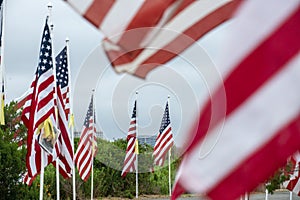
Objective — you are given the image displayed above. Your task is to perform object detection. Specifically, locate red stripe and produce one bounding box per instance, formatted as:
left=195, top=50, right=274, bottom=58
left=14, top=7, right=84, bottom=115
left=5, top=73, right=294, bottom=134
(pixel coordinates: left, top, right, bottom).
left=206, top=113, right=300, bottom=200
left=156, top=128, right=172, bottom=148
left=36, top=76, right=54, bottom=99
left=169, top=0, right=194, bottom=20
left=104, top=0, right=240, bottom=78
left=79, top=152, right=93, bottom=181
left=34, top=108, right=55, bottom=131
left=122, top=155, right=137, bottom=177
left=75, top=136, right=91, bottom=166
left=123, top=150, right=136, bottom=166
left=57, top=109, right=73, bottom=175
left=134, top=0, right=241, bottom=78
left=117, top=0, right=176, bottom=52
left=154, top=135, right=173, bottom=166
left=36, top=90, right=54, bottom=111
left=78, top=141, right=92, bottom=170
left=185, top=6, right=300, bottom=155
left=16, top=94, right=28, bottom=110
left=287, top=177, right=300, bottom=193
left=83, top=0, right=115, bottom=27
left=171, top=181, right=186, bottom=200
left=154, top=128, right=172, bottom=154
left=153, top=133, right=161, bottom=151
left=78, top=128, right=89, bottom=143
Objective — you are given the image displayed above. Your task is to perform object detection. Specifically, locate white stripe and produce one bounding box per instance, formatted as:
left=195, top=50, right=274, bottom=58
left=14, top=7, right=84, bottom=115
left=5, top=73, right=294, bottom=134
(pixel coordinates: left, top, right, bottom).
left=81, top=160, right=92, bottom=180
left=33, top=104, right=54, bottom=130
left=29, top=141, right=37, bottom=175
left=101, top=0, right=145, bottom=43
left=140, top=0, right=182, bottom=47
left=76, top=138, right=91, bottom=169
left=78, top=147, right=92, bottom=172
left=42, top=150, right=50, bottom=167
left=113, top=0, right=232, bottom=73
left=122, top=154, right=136, bottom=173
left=292, top=177, right=300, bottom=194
left=178, top=53, right=300, bottom=193
left=66, top=0, right=94, bottom=15
left=122, top=138, right=136, bottom=172
left=57, top=99, right=73, bottom=166
left=79, top=148, right=92, bottom=174
left=37, top=69, right=54, bottom=84
left=155, top=135, right=173, bottom=162
left=35, top=84, right=53, bottom=105
left=153, top=126, right=172, bottom=155
left=216, top=0, right=300, bottom=78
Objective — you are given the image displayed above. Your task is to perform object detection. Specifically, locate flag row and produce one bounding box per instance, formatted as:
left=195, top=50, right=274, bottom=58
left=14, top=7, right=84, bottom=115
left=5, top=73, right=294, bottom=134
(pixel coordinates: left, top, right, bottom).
left=122, top=99, right=175, bottom=177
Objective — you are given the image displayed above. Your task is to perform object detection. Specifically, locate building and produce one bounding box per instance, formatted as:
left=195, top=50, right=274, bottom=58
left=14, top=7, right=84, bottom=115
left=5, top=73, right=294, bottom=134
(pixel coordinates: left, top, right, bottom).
left=138, top=135, right=157, bottom=147
left=74, top=130, right=104, bottom=139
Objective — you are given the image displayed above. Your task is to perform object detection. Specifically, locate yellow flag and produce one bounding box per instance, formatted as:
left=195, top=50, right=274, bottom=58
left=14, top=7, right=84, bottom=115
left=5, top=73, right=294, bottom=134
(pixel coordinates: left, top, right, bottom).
left=68, top=113, right=74, bottom=128
left=36, top=117, right=55, bottom=139
left=43, top=118, right=55, bottom=139
left=0, top=93, right=4, bottom=125
left=135, top=139, right=139, bottom=154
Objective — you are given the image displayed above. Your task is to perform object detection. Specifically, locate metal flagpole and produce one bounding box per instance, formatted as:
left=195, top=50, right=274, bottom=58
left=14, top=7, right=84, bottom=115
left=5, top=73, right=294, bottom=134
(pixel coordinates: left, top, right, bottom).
left=0, top=0, right=6, bottom=125
left=47, top=2, right=60, bottom=200
left=265, top=188, right=268, bottom=200
left=135, top=91, right=138, bottom=199
left=168, top=149, right=171, bottom=196
left=167, top=96, right=172, bottom=196
left=91, top=89, right=95, bottom=200
left=245, top=193, right=249, bottom=200
left=65, top=37, right=76, bottom=200
left=290, top=191, right=293, bottom=200
left=40, top=150, right=45, bottom=200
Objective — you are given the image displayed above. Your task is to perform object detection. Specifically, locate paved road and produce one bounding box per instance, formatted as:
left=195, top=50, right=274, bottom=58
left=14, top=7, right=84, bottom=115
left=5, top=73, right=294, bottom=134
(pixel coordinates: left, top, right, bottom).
left=137, top=191, right=300, bottom=200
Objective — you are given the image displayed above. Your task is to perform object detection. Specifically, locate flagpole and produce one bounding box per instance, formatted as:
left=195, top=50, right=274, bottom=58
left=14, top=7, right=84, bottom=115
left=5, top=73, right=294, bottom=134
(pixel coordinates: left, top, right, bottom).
left=47, top=2, right=60, bottom=200
left=91, top=159, right=94, bottom=200
left=135, top=91, right=138, bottom=199
left=40, top=149, right=45, bottom=200
left=167, top=96, right=172, bottom=196
left=290, top=191, right=293, bottom=200
left=0, top=0, right=7, bottom=125
left=91, top=89, right=95, bottom=200
left=65, top=37, right=76, bottom=200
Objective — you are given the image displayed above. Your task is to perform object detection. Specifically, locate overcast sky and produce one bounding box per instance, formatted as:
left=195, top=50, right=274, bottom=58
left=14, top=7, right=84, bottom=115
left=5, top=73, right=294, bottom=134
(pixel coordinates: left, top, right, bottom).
left=4, top=0, right=228, bottom=145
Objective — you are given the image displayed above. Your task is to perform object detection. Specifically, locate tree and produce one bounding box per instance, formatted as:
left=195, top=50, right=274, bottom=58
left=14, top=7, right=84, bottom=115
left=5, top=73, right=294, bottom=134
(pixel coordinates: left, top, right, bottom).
left=0, top=101, right=27, bottom=199
left=266, top=160, right=294, bottom=194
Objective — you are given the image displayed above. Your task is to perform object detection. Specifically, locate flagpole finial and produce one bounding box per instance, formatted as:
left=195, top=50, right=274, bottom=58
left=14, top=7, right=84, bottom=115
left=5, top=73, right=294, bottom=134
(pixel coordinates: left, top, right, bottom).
left=135, top=91, right=138, bottom=95
left=47, top=2, right=53, bottom=13
left=65, top=37, right=69, bottom=43
left=168, top=95, right=170, bottom=99
left=47, top=2, right=53, bottom=9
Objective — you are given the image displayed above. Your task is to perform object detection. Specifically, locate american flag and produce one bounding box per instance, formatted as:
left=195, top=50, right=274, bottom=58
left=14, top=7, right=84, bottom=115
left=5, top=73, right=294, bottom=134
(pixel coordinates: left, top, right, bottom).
left=65, top=0, right=241, bottom=78
left=74, top=95, right=97, bottom=181
left=121, top=100, right=137, bottom=177
left=21, top=18, right=56, bottom=180
left=284, top=152, right=300, bottom=195
left=172, top=0, right=300, bottom=199
left=56, top=46, right=70, bottom=119
left=53, top=46, right=74, bottom=179
left=153, top=101, right=174, bottom=167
